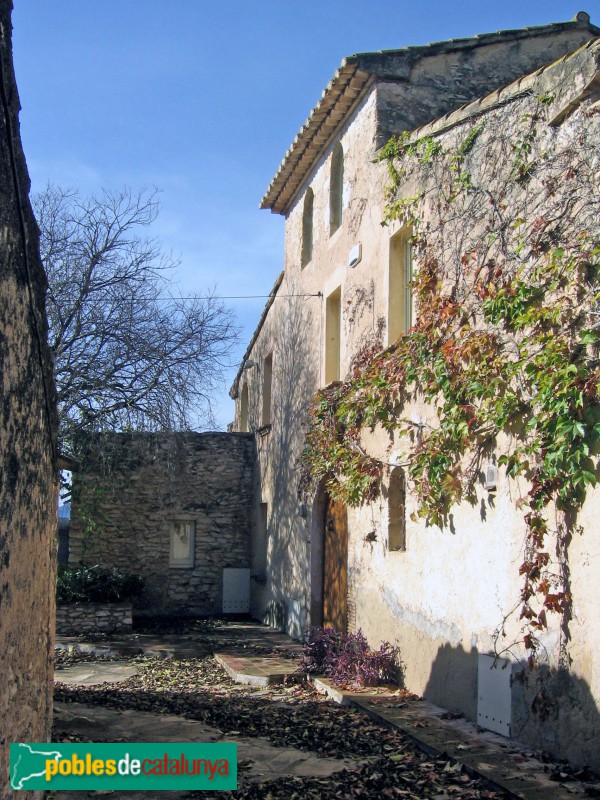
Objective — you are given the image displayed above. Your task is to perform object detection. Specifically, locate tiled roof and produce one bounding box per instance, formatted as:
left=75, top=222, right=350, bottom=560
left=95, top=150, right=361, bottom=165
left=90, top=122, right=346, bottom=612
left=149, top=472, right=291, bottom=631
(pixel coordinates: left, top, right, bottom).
left=260, top=13, right=599, bottom=215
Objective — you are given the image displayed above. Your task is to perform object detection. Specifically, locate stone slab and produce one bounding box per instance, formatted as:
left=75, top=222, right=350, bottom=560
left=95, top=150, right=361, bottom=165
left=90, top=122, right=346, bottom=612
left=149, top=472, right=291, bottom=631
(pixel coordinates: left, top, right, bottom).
left=51, top=701, right=358, bottom=799
left=309, top=678, right=592, bottom=800
left=214, top=652, right=306, bottom=687
left=54, top=661, right=139, bottom=686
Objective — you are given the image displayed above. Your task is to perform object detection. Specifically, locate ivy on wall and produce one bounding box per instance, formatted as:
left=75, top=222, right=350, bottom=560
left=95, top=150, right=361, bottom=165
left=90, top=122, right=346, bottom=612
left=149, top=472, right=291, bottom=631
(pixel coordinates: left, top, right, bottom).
left=300, top=95, right=600, bottom=658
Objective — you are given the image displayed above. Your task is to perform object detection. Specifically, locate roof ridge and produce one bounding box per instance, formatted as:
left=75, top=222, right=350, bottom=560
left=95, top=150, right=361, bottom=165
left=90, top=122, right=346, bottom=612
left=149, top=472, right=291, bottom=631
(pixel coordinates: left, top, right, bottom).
left=261, top=15, right=599, bottom=215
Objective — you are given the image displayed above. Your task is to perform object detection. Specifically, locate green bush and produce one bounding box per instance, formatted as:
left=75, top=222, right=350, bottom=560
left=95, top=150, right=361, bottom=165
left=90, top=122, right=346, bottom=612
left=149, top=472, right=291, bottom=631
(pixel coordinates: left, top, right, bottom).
left=56, top=564, right=144, bottom=604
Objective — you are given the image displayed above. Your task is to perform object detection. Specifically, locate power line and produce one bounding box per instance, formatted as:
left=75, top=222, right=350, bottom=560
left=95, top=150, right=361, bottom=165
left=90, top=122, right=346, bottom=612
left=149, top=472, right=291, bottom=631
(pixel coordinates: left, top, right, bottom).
left=156, top=292, right=323, bottom=301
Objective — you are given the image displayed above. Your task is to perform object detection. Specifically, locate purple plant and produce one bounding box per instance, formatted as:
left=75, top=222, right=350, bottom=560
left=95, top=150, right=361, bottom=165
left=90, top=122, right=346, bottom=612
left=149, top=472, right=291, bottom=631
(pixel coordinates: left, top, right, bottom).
left=300, top=627, right=342, bottom=674
left=301, top=627, right=401, bottom=688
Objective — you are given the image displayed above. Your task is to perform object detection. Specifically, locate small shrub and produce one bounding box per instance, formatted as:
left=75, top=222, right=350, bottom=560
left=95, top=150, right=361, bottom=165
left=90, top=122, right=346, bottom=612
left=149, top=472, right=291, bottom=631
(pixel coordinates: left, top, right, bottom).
left=300, top=626, right=342, bottom=674
left=301, top=627, right=401, bottom=688
left=56, top=564, right=144, bottom=604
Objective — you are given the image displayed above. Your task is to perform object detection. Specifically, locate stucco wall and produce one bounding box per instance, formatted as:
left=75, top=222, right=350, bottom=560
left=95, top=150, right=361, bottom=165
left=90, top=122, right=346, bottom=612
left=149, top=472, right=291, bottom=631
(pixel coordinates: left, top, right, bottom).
left=234, top=31, right=600, bottom=768
left=0, top=2, right=58, bottom=796
left=70, top=432, right=255, bottom=616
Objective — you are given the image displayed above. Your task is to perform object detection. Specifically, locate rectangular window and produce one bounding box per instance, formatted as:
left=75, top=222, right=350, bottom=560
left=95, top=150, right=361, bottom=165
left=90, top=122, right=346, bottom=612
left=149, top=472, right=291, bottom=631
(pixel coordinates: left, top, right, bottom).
left=388, top=227, right=414, bottom=345
left=260, top=502, right=268, bottom=533
left=301, top=189, right=314, bottom=268
left=261, top=353, right=273, bottom=426
left=170, top=520, right=195, bottom=567
left=325, top=287, right=341, bottom=384
left=259, top=502, right=269, bottom=574
left=329, top=143, right=344, bottom=236
left=239, top=383, right=249, bottom=432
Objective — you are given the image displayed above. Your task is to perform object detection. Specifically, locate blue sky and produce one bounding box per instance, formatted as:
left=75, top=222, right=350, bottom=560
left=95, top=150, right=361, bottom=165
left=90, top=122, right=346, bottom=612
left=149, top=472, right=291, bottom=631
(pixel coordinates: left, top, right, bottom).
left=11, top=1, right=593, bottom=427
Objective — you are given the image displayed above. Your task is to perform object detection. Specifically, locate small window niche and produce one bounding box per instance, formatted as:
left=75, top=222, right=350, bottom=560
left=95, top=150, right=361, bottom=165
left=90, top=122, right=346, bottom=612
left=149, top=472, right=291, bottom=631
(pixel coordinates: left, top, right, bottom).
left=239, top=383, right=249, bottom=432
left=261, top=353, right=273, bottom=427
left=388, top=226, right=414, bottom=345
left=301, top=188, right=314, bottom=268
left=388, top=467, right=406, bottom=552
left=329, top=143, right=344, bottom=236
left=170, top=520, right=195, bottom=567
left=251, top=503, right=269, bottom=585
left=325, top=287, right=341, bottom=384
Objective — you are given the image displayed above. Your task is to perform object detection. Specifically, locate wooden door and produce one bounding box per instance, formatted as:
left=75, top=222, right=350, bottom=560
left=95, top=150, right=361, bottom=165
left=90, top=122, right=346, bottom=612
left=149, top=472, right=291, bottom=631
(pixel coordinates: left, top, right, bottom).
left=323, top=495, right=348, bottom=633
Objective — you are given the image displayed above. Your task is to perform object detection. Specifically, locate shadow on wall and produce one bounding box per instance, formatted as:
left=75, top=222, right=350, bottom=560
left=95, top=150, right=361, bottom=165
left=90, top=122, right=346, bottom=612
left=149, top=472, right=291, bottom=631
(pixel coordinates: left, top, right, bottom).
left=423, top=642, right=600, bottom=771
left=422, top=642, right=479, bottom=721
left=264, top=600, right=287, bottom=631
left=511, top=661, right=600, bottom=771
left=255, top=284, right=320, bottom=639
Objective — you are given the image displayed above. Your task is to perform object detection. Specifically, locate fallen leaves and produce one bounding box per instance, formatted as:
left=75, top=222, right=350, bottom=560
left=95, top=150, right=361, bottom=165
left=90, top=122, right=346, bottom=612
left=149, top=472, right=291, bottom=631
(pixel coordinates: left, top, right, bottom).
left=53, top=622, right=509, bottom=799
left=54, top=663, right=508, bottom=797
left=196, top=755, right=509, bottom=800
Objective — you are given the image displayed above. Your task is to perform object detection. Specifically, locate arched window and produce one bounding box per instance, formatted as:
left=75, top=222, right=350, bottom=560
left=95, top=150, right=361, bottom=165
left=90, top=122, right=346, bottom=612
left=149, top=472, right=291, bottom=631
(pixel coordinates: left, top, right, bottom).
left=329, top=143, right=344, bottom=235
left=301, top=188, right=314, bottom=268
left=388, top=226, right=414, bottom=345
left=388, top=467, right=406, bottom=551
left=239, top=383, right=249, bottom=432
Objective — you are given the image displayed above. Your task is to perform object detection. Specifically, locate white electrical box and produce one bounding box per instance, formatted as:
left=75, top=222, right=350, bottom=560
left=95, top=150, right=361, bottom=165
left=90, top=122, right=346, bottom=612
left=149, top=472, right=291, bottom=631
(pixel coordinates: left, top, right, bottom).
left=348, top=243, right=362, bottom=268
left=222, top=568, right=250, bottom=613
left=485, top=463, right=498, bottom=490
left=477, top=653, right=511, bottom=737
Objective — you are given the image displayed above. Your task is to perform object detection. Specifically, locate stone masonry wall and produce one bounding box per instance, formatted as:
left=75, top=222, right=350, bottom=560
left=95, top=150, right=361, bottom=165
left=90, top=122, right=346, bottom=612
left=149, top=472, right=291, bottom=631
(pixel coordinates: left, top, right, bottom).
left=56, top=603, right=133, bottom=635
left=0, top=2, right=58, bottom=797
left=70, top=432, right=255, bottom=616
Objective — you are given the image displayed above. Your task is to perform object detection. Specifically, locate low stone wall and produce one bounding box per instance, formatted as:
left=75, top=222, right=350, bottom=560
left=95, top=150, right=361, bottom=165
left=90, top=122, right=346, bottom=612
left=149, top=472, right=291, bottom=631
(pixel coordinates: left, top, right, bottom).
left=56, top=603, right=133, bottom=635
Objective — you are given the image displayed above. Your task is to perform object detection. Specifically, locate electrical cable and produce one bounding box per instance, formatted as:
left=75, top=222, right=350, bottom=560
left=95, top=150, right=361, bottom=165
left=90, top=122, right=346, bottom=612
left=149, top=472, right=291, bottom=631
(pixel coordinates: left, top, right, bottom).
left=156, top=293, right=323, bottom=301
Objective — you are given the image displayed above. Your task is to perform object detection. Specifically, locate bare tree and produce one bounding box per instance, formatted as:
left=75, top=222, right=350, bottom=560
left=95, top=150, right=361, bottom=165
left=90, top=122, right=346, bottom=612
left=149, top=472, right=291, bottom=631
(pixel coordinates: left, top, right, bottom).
left=34, top=184, right=237, bottom=457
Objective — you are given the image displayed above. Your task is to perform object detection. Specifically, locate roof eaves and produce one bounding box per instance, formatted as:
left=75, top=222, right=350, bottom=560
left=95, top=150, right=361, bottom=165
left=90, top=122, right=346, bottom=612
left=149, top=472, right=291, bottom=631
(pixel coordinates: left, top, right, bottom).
left=229, top=270, right=285, bottom=399
left=260, top=61, right=372, bottom=215
left=260, top=14, right=600, bottom=216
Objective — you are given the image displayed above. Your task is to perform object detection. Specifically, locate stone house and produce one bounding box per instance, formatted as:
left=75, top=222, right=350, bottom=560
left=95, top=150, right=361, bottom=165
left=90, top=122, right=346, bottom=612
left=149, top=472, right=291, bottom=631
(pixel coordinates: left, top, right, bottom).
left=230, top=16, right=600, bottom=768
left=69, top=432, right=255, bottom=616
left=0, top=1, right=58, bottom=796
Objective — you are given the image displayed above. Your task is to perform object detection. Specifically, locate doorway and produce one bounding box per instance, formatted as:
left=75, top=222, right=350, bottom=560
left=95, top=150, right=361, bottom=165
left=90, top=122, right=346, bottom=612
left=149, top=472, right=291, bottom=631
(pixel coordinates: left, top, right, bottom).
left=322, top=494, right=348, bottom=632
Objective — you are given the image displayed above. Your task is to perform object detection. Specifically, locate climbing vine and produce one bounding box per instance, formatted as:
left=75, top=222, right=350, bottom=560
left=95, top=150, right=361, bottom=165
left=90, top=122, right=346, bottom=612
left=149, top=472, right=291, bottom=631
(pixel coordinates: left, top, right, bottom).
left=300, top=94, right=600, bottom=659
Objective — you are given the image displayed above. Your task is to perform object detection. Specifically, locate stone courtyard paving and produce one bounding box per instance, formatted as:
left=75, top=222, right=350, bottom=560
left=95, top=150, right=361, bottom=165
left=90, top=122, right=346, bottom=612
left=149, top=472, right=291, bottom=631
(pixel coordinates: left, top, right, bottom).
left=47, top=621, right=599, bottom=799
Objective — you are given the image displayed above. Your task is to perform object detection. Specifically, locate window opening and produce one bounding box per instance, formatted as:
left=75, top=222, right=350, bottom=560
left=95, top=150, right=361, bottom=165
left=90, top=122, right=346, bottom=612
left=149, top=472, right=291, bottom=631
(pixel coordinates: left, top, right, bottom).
left=261, top=353, right=273, bottom=426
left=329, top=143, right=344, bottom=235
left=301, top=188, right=314, bottom=267
left=325, top=287, right=342, bottom=384
left=239, top=383, right=249, bottom=432
left=388, top=227, right=414, bottom=345
left=388, top=468, right=406, bottom=551
left=170, top=520, right=195, bottom=567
